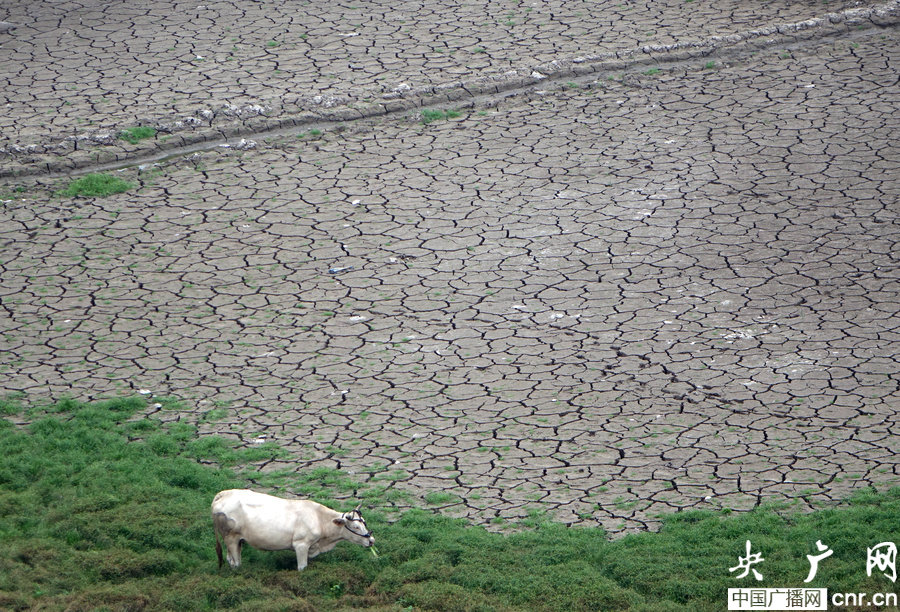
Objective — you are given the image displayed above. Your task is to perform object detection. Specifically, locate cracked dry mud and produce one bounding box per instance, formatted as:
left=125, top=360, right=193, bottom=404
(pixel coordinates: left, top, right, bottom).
left=3, top=0, right=899, bottom=175
left=1, top=1, right=899, bottom=535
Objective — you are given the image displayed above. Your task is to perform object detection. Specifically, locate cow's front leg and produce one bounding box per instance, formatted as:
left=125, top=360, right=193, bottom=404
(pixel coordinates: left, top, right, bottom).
left=293, top=541, right=310, bottom=571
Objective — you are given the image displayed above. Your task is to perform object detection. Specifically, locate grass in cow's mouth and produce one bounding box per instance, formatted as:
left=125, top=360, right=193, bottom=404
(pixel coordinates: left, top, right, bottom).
left=0, top=396, right=897, bottom=611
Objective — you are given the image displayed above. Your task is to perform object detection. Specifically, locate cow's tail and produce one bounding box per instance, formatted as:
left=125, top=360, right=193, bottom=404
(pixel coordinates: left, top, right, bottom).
left=215, top=532, right=223, bottom=569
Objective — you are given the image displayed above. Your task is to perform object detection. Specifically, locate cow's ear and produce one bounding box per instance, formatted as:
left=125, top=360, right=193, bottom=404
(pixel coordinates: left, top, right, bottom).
left=333, top=517, right=346, bottom=526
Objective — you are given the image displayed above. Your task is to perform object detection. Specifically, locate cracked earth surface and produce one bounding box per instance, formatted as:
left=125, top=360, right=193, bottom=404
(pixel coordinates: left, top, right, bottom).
left=1, top=2, right=899, bottom=535
left=2, top=0, right=899, bottom=175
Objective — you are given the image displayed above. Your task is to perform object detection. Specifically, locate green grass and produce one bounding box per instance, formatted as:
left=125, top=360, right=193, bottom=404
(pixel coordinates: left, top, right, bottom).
left=420, top=108, right=462, bottom=124
left=58, top=173, right=134, bottom=198
left=118, top=126, right=157, bottom=145
left=0, top=396, right=897, bottom=611
left=424, top=491, right=459, bottom=505
left=199, top=407, right=229, bottom=423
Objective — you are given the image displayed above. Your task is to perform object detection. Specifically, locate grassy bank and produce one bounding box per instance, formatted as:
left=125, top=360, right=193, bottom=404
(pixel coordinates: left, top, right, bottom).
left=0, top=397, right=896, bottom=611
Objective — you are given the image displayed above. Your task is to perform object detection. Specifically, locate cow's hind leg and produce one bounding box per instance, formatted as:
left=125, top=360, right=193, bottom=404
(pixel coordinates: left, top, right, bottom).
left=214, top=512, right=242, bottom=568
left=224, top=535, right=243, bottom=568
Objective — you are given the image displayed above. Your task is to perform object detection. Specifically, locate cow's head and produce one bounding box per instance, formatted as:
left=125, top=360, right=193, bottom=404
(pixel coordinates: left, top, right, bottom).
left=334, top=505, right=374, bottom=547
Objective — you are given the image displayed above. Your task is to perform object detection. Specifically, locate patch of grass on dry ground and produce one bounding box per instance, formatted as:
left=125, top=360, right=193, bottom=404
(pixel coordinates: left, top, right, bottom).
left=421, top=108, right=461, bottom=124
left=58, top=173, right=133, bottom=197
left=0, top=396, right=896, bottom=611
left=118, top=126, right=157, bottom=145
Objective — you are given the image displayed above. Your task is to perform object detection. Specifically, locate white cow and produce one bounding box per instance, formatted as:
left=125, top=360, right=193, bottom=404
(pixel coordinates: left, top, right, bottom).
left=212, top=489, right=375, bottom=570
